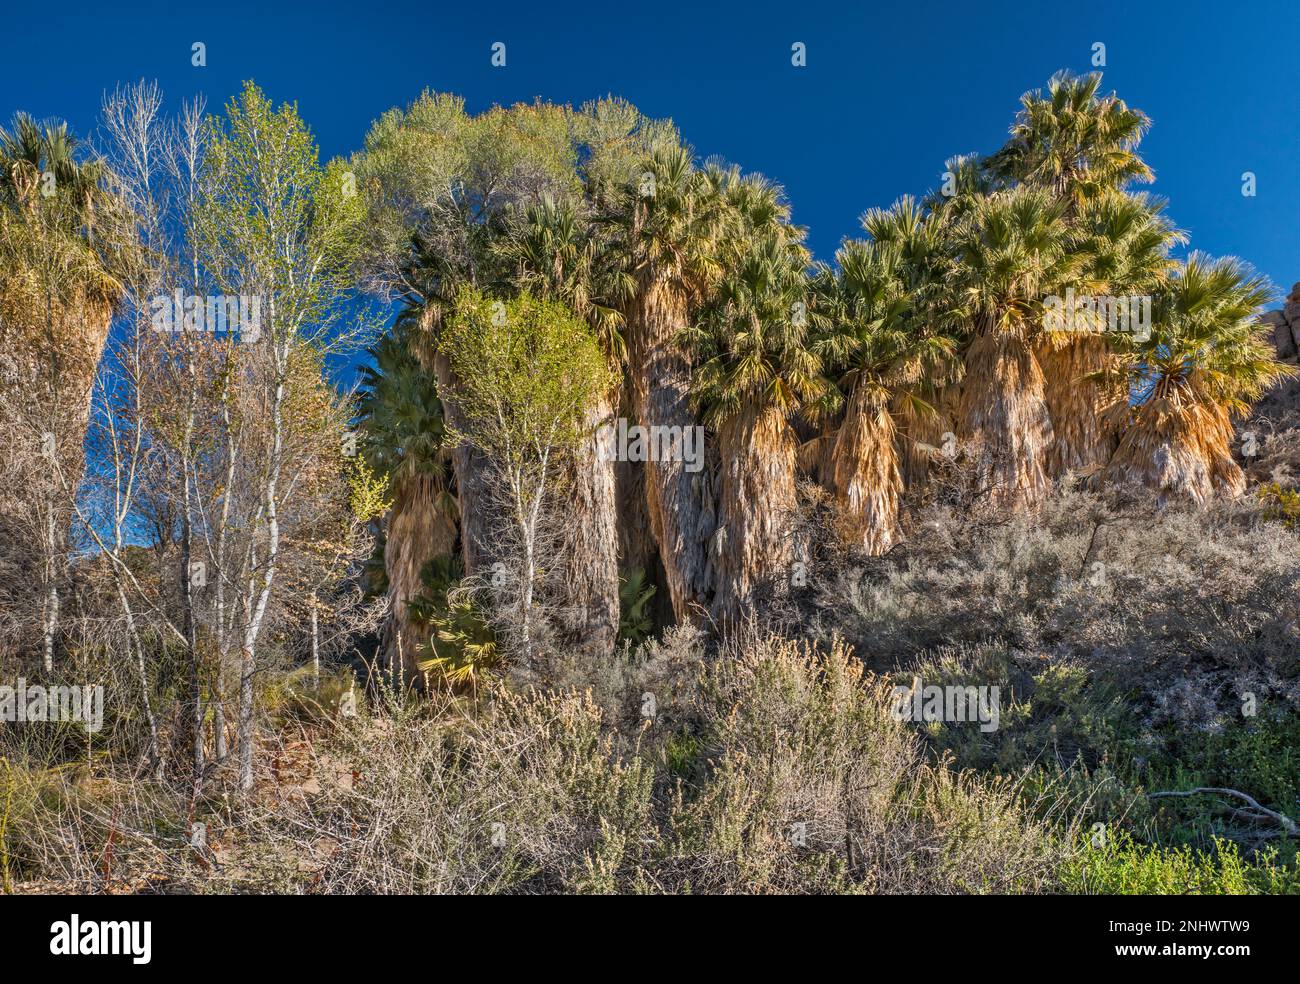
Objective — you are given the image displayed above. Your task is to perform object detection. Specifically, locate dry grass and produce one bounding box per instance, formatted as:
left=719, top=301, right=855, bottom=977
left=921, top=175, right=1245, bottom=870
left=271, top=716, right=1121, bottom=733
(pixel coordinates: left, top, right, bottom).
left=4, top=632, right=1067, bottom=895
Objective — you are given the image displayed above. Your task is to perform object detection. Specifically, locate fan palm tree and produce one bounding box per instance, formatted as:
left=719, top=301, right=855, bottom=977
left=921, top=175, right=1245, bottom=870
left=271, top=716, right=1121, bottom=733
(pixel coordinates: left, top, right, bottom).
left=813, top=210, right=958, bottom=553
left=986, top=73, right=1168, bottom=481
left=987, top=71, right=1153, bottom=211
left=859, top=197, right=962, bottom=495
left=357, top=328, right=457, bottom=681
left=689, top=171, right=831, bottom=621
left=605, top=144, right=726, bottom=622
left=0, top=114, right=122, bottom=667
left=1038, top=193, right=1185, bottom=476
left=0, top=112, right=122, bottom=396
left=1, top=114, right=106, bottom=220
left=493, top=194, right=623, bottom=656
left=950, top=187, right=1079, bottom=502
left=1105, top=253, right=1294, bottom=503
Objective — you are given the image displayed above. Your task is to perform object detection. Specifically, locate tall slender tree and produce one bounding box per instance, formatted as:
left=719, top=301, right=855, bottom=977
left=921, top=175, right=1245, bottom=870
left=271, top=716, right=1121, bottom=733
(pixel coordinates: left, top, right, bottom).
left=949, top=187, right=1078, bottom=502
left=606, top=145, right=725, bottom=623
left=352, top=95, right=578, bottom=579
left=1038, top=194, right=1184, bottom=476
left=988, top=72, right=1167, bottom=479
left=357, top=328, right=456, bottom=679
left=494, top=194, right=623, bottom=656
left=812, top=202, right=957, bottom=552
left=0, top=114, right=123, bottom=666
left=690, top=170, right=830, bottom=621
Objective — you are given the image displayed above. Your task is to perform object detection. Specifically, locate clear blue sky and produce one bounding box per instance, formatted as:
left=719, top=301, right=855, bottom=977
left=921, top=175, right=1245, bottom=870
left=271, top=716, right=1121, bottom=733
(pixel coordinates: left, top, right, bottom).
left=4, top=0, right=1298, bottom=299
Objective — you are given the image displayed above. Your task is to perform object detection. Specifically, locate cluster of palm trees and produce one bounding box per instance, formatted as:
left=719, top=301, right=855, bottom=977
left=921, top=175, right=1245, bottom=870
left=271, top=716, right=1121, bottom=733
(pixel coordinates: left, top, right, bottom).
left=353, top=73, right=1291, bottom=676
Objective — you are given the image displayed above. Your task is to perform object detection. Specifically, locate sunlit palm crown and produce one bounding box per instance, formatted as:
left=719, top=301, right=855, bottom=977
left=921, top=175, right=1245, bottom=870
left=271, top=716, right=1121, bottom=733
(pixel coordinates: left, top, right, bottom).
left=951, top=186, right=1077, bottom=334
left=1071, top=193, right=1185, bottom=296
left=1128, top=252, right=1291, bottom=414
left=607, top=144, right=725, bottom=299
left=988, top=70, right=1154, bottom=206
left=494, top=193, right=626, bottom=362
left=689, top=169, right=829, bottom=425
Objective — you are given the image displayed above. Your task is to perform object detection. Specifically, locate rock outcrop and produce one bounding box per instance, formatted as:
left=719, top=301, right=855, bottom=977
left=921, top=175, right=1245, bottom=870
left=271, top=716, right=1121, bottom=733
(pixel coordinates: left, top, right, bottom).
left=1241, top=283, right=1300, bottom=489
left=1260, top=282, right=1300, bottom=365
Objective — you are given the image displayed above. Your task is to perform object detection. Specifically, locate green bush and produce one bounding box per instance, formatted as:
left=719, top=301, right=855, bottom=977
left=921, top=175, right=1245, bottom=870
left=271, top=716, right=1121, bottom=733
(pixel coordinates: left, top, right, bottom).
left=1061, top=830, right=1300, bottom=895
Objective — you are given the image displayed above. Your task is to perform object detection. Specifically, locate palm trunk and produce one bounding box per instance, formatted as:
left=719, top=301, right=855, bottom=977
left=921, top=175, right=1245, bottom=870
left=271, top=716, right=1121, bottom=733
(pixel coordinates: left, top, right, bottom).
left=1105, top=383, right=1243, bottom=505
left=628, top=277, right=715, bottom=623
left=711, top=407, right=798, bottom=625
left=830, top=390, right=902, bottom=555
left=433, top=350, right=493, bottom=576
left=557, top=388, right=619, bottom=658
left=892, top=387, right=955, bottom=496
left=383, top=471, right=457, bottom=683
left=1038, top=334, right=1123, bottom=478
left=958, top=326, right=1055, bottom=504
left=615, top=376, right=657, bottom=577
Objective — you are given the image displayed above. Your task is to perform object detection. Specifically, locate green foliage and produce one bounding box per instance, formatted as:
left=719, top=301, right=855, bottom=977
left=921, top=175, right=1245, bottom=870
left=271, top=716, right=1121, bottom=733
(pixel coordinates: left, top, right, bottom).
left=688, top=168, right=832, bottom=425
left=1118, top=252, right=1292, bottom=413
left=662, top=730, right=701, bottom=780
left=443, top=288, right=612, bottom=464
left=356, top=327, right=450, bottom=498
left=493, top=193, right=627, bottom=363
left=192, top=81, right=371, bottom=354
left=811, top=199, right=959, bottom=410
left=1259, top=482, right=1300, bottom=528
left=345, top=456, right=391, bottom=523
left=986, top=70, right=1153, bottom=207
left=951, top=185, right=1077, bottom=335
left=617, top=569, right=657, bottom=647
left=1061, top=830, right=1299, bottom=895
left=407, top=555, right=498, bottom=688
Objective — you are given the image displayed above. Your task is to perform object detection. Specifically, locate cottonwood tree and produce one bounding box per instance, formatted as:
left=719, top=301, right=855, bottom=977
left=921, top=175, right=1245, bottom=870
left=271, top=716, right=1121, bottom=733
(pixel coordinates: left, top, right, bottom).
left=440, top=290, right=611, bottom=669
left=187, top=81, right=373, bottom=790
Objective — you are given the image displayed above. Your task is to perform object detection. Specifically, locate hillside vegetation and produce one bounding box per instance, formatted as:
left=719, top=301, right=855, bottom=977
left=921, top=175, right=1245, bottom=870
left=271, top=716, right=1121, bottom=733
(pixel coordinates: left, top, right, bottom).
left=0, top=72, right=1296, bottom=895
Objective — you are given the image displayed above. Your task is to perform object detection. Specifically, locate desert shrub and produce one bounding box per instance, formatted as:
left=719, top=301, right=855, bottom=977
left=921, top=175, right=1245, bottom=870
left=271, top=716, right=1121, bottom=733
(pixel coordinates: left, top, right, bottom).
left=0, top=754, right=205, bottom=891
left=1259, top=481, right=1300, bottom=528
left=794, top=483, right=1299, bottom=734
left=540, top=624, right=707, bottom=741
left=264, top=665, right=361, bottom=727
left=1061, top=830, right=1300, bottom=895
left=659, top=636, right=1063, bottom=894
left=894, top=642, right=1133, bottom=775
left=886, top=631, right=1300, bottom=857
left=239, top=683, right=658, bottom=894
left=224, top=633, right=1063, bottom=894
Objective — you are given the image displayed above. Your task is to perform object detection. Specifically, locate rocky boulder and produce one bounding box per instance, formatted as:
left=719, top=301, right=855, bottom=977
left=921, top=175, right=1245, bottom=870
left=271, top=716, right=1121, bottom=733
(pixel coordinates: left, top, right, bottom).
left=1240, top=282, right=1300, bottom=489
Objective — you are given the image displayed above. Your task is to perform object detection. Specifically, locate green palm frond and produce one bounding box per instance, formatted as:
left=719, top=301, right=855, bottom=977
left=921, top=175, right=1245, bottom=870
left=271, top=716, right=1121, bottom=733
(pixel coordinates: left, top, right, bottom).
left=1119, top=251, right=1292, bottom=412
left=356, top=326, right=451, bottom=499
left=988, top=71, right=1153, bottom=207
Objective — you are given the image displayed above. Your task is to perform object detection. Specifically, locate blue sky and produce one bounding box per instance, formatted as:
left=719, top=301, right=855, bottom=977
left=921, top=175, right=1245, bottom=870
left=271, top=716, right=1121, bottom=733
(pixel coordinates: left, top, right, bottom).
left=4, top=0, right=1298, bottom=300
